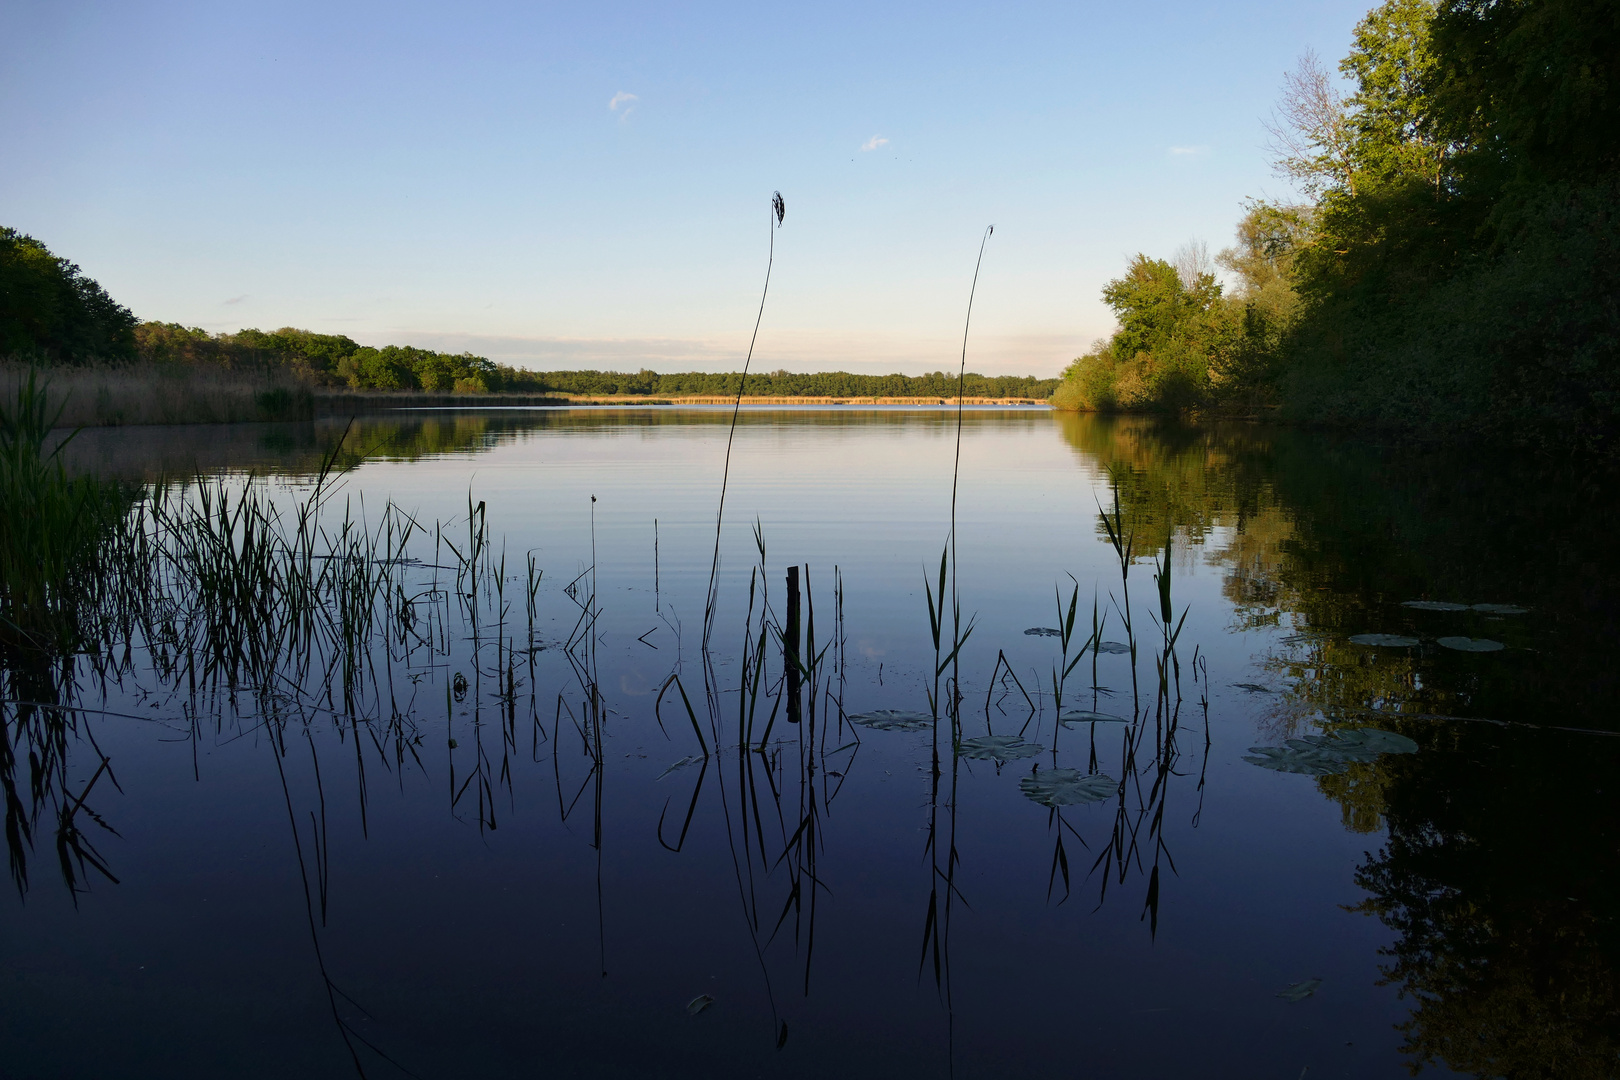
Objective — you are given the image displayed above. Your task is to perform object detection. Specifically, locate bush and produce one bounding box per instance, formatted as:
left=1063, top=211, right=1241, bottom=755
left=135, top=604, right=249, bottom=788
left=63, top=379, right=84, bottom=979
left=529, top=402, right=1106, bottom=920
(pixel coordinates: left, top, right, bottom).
left=1052, top=349, right=1120, bottom=411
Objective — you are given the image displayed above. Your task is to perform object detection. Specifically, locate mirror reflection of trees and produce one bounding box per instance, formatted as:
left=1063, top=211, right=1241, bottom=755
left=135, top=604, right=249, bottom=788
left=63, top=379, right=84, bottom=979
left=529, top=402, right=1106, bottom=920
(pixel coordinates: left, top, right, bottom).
left=57, top=405, right=1054, bottom=481
left=1058, top=411, right=1620, bottom=1077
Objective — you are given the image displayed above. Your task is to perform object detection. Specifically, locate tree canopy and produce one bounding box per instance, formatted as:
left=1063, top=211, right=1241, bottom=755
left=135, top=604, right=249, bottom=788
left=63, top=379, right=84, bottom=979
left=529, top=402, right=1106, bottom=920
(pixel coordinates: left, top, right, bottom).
left=0, top=228, right=136, bottom=362
left=1054, top=0, right=1620, bottom=451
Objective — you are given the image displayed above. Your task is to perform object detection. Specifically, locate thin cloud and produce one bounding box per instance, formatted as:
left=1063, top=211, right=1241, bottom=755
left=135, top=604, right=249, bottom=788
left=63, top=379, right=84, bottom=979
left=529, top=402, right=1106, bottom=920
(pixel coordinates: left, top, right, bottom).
left=1168, top=145, right=1209, bottom=157
left=861, top=135, right=889, bottom=151
left=609, top=91, right=639, bottom=120
left=223, top=294, right=248, bottom=306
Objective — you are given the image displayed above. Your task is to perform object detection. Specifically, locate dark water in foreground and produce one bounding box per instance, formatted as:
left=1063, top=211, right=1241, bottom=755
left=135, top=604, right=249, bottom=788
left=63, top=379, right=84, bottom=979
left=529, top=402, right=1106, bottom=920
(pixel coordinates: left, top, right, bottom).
left=6, top=407, right=1618, bottom=1079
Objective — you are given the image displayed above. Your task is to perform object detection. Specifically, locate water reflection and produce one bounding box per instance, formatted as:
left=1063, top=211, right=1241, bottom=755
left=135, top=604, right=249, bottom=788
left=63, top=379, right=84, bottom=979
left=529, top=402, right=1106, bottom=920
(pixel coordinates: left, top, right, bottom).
left=57, top=405, right=1051, bottom=481
left=5, top=407, right=1617, bottom=1077
left=1059, top=412, right=1620, bottom=1074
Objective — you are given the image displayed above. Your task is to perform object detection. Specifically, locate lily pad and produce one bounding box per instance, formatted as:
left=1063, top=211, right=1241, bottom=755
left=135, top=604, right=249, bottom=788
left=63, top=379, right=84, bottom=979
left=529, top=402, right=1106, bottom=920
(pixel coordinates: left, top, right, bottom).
left=1058, top=709, right=1129, bottom=726
left=849, top=709, right=934, bottom=732
left=1095, top=641, right=1133, bottom=654
left=1278, top=979, right=1322, bottom=1003
left=1438, top=636, right=1505, bottom=652
left=1349, top=633, right=1421, bottom=647
left=1024, top=627, right=1061, bottom=637
left=1471, top=603, right=1528, bottom=615
left=1402, top=600, right=1470, bottom=611
left=1020, top=768, right=1117, bottom=807
left=1243, top=745, right=1350, bottom=776
left=1245, top=727, right=1418, bottom=775
left=1342, top=728, right=1419, bottom=754
left=1297, top=728, right=1418, bottom=759
left=956, top=734, right=1044, bottom=763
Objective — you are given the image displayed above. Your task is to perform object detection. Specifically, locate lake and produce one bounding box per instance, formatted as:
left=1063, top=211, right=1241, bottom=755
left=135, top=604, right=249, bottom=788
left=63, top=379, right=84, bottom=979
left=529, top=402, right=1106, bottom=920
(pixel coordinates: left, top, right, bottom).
left=5, top=406, right=1616, bottom=1079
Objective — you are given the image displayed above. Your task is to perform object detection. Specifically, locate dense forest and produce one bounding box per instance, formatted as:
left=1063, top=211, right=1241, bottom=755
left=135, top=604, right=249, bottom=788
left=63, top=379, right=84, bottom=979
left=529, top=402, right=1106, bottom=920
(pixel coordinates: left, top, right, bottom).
left=1054, top=0, right=1619, bottom=451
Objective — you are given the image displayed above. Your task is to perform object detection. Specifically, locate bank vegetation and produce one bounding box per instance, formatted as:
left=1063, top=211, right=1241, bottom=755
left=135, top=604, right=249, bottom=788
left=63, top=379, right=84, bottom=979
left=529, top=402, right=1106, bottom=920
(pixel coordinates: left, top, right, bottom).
left=1053, top=0, right=1618, bottom=453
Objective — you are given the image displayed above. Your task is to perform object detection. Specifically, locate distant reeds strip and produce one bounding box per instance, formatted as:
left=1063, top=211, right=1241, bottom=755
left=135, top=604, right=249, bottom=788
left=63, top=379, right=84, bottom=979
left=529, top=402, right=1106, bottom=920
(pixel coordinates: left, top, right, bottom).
left=0, top=361, right=577, bottom=428
left=0, top=359, right=314, bottom=427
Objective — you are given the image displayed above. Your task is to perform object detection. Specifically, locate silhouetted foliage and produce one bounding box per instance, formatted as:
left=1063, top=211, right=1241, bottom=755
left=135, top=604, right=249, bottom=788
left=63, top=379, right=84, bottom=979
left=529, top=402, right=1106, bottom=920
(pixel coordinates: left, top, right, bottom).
left=1055, top=0, right=1620, bottom=450
left=0, top=229, right=136, bottom=362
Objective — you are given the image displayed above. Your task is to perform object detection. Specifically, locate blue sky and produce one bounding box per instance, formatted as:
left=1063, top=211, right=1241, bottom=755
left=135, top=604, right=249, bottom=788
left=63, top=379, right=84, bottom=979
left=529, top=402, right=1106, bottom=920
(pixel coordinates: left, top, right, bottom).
left=1, top=1, right=1369, bottom=375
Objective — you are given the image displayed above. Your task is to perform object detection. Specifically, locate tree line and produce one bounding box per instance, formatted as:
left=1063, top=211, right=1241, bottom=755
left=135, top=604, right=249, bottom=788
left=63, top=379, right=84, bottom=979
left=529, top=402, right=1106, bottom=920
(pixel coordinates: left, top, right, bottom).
left=1054, top=0, right=1619, bottom=452
left=132, top=323, right=528, bottom=394
left=1, top=256, right=1059, bottom=399
left=2, top=237, right=1056, bottom=400
left=530, top=368, right=1057, bottom=399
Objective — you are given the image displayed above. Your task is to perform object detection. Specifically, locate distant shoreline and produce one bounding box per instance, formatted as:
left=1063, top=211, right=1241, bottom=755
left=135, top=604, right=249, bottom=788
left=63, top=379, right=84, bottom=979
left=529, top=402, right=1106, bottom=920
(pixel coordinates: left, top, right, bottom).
left=2, top=362, right=1052, bottom=428
left=546, top=394, right=1048, bottom=407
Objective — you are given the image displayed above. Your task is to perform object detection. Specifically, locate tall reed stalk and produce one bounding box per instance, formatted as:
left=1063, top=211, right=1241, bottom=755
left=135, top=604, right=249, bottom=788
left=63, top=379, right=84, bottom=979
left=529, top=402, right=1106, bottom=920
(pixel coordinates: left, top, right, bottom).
left=928, top=226, right=992, bottom=733
left=703, top=192, right=786, bottom=650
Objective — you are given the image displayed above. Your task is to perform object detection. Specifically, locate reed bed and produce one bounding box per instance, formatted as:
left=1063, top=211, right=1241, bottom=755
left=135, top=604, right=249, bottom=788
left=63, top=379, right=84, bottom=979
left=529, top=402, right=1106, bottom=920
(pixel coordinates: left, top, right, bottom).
left=1, top=375, right=537, bottom=898
left=0, top=360, right=579, bottom=429
left=0, top=359, right=316, bottom=427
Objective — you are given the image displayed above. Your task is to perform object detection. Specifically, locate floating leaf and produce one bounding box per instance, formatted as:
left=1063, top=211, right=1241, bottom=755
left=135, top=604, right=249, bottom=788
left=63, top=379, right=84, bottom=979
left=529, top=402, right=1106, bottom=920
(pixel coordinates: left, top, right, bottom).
left=1245, top=727, right=1417, bottom=775
left=1024, top=627, right=1061, bottom=637
left=1350, top=633, right=1421, bottom=647
left=1471, top=603, right=1528, bottom=615
left=1020, top=768, right=1117, bottom=807
left=1337, top=728, right=1419, bottom=754
left=1058, top=709, right=1128, bottom=726
left=1277, top=979, right=1321, bottom=1003
left=1243, top=745, right=1349, bottom=776
left=656, top=755, right=701, bottom=781
left=956, top=734, right=1044, bottom=763
left=849, top=709, right=934, bottom=732
left=1402, top=601, right=1470, bottom=612
left=1292, top=730, right=1404, bottom=761
left=1232, top=682, right=1272, bottom=693
left=1438, top=636, right=1505, bottom=652
left=686, top=994, right=715, bottom=1016
left=1095, top=641, right=1132, bottom=654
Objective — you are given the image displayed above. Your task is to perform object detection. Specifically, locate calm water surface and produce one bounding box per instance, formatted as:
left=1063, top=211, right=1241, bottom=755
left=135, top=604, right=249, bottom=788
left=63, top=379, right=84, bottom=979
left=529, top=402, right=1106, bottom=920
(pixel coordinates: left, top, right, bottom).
left=6, top=407, right=1617, bottom=1078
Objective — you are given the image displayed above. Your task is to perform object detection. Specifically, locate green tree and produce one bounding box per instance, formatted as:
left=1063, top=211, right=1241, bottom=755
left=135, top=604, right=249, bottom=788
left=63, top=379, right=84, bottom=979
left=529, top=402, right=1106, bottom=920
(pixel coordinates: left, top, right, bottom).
left=233, top=327, right=361, bottom=375
left=1215, top=203, right=1313, bottom=398
left=1269, top=0, right=1620, bottom=449
left=0, top=228, right=137, bottom=361
left=1053, top=253, right=1237, bottom=412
